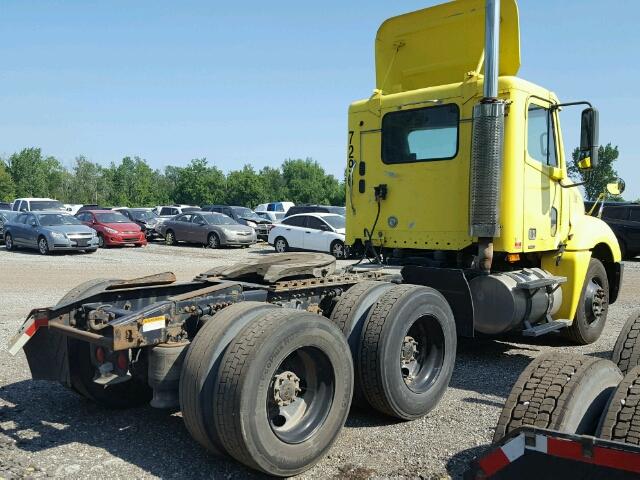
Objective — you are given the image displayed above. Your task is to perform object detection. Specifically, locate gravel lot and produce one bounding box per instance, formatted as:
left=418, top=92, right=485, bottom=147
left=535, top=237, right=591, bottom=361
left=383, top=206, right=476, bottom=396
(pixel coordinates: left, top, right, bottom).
left=0, top=242, right=638, bottom=479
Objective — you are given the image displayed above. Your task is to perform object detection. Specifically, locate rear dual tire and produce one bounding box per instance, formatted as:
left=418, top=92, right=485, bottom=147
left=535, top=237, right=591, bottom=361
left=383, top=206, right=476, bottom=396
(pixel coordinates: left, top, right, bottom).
left=180, top=306, right=353, bottom=476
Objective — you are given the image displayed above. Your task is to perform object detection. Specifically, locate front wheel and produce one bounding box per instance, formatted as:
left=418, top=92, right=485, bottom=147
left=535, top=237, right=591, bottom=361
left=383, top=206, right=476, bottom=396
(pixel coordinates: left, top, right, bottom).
left=207, top=233, right=220, bottom=249
left=165, top=230, right=176, bottom=246
left=330, top=240, right=346, bottom=259
left=5, top=233, right=15, bottom=251
left=38, top=236, right=50, bottom=255
left=565, top=258, right=609, bottom=345
left=97, top=234, right=105, bottom=248
left=274, top=237, right=289, bottom=253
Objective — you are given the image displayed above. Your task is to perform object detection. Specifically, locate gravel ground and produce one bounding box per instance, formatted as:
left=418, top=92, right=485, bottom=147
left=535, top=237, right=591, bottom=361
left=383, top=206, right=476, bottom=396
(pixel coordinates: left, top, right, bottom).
left=0, top=242, right=638, bottom=479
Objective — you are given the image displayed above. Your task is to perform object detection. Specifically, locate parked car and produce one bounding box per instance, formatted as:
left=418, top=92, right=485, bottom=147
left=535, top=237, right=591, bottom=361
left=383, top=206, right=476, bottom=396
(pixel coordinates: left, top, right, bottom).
left=77, top=204, right=112, bottom=213
left=114, top=208, right=161, bottom=239
left=285, top=205, right=346, bottom=218
left=268, top=213, right=346, bottom=258
left=591, top=202, right=640, bottom=260
left=0, top=210, right=19, bottom=243
left=64, top=204, right=83, bottom=215
left=0, top=202, right=12, bottom=210
left=4, top=211, right=99, bottom=254
left=12, top=198, right=65, bottom=212
left=254, top=202, right=295, bottom=222
left=201, top=205, right=271, bottom=240
left=75, top=210, right=146, bottom=248
left=158, top=212, right=256, bottom=248
left=153, top=205, right=201, bottom=218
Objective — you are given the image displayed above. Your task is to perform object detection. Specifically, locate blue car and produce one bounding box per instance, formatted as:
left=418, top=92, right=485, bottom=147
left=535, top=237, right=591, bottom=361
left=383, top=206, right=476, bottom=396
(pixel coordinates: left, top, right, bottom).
left=0, top=210, right=19, bottom=243
left=4, top=211, right=99, bottom=254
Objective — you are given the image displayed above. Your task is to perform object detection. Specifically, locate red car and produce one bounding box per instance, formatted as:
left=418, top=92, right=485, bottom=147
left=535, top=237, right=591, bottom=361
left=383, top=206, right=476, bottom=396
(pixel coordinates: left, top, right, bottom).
left=76, top=210, right=147, bottom=248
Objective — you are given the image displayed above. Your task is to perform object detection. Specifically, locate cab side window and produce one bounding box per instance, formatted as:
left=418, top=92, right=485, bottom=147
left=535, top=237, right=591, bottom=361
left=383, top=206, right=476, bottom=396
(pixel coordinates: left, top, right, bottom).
left=527, top=104, right=558, bottom=167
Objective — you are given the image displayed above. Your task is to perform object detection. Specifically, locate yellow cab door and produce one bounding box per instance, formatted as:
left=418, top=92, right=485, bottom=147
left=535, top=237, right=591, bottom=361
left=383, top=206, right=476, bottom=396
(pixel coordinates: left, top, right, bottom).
left=523, top=98, right=563, bottom=251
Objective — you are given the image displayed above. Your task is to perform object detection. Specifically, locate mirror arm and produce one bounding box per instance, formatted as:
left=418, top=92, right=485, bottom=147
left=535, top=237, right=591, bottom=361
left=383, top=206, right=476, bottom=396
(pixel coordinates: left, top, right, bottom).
left=550, top=100, right=593, bottom=110
left=558, top=180, right=587, bottom=189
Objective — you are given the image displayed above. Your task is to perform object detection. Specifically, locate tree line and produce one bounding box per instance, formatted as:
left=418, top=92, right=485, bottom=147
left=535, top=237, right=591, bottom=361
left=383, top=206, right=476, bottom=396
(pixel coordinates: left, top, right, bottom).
left=0, top=148, right=345, bottom=208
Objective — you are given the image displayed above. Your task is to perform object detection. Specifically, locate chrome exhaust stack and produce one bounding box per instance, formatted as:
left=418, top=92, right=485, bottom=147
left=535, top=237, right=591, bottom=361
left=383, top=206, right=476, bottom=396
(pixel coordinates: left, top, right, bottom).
left=470, top=0, right=506, bottom=272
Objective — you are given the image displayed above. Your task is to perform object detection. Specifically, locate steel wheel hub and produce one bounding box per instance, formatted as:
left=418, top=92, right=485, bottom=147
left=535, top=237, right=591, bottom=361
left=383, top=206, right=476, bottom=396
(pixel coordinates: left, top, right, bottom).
left=585, top=279, right=606, bottom=324
left=273, top=371, right=301, bottom=407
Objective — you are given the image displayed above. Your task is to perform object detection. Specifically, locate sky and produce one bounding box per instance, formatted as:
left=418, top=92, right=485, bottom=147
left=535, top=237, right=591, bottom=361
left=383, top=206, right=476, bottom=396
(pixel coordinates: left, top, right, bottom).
left=1, top=1, right=638, bottom=199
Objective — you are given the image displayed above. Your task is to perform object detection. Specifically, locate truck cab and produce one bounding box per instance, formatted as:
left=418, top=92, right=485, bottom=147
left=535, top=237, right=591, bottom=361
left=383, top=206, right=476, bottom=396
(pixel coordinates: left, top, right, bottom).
left=346, top=0, right=622, bottom=340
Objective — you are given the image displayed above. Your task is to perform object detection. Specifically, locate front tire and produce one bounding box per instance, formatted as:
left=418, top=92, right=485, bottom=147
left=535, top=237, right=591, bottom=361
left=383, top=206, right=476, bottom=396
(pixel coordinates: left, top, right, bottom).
left=274, top=236, right=289, bottom=253
left=214, top=309, right=353, bottom=476
left=97, top=234, right=105, bottom=248
left=565, top=258, right=609, bottom=345
left=207, top=233, right=220, bottom=249
left=359, top=284, right=457, bottom=420
left=330, top=240, right=346, bottom=259
left=165, top=230, right=176, bottom=246
left=5, top=233, right=15, bottom=251
left=38, top=236, right=50, bottom=255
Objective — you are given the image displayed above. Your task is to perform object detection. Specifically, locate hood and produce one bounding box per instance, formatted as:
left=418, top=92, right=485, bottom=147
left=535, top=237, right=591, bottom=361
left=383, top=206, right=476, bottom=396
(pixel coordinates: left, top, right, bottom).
left=220, top=224, right=254, bottom=234
left=47, top=224, right=95, bottom=235
left=103, top=222, right=141, bottom=233
left=335, top=228, right=346, bottom=235
left=240, top=216, right=270, bottom=225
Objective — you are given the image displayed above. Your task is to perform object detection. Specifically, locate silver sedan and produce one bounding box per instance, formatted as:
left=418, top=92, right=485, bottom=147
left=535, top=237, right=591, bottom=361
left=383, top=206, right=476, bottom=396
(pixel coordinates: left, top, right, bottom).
left=158, top=212, right=256, bottom=248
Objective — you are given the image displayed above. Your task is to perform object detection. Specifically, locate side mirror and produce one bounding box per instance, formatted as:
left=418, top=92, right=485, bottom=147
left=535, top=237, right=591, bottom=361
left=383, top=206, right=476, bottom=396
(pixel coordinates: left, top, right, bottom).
left=30, top=220, right=37, bottom=227
left=606, top=178, right=626, bottom=196
left=577, top=108, right=599, bottom=170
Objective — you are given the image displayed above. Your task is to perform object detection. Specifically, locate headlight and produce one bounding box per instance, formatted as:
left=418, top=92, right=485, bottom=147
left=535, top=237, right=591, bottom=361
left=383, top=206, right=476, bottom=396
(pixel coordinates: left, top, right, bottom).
left=104, top=227, right=118, bottom=234
left=51, top=231, right=67, bottom=239
left=246, top=221, right=257, bottom=228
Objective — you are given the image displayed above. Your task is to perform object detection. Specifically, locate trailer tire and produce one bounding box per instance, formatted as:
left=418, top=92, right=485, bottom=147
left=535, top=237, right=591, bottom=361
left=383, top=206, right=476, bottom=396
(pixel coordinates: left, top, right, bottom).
left=179, top=302, right=278, bottom=456
left=329, top=280, right=394, bottom=406
left=214, top=309, right=353, bottom=476
left=494, top=352, right=622, bottom=442
left=56, top=279, right=153, bottom=408
left=597, top=366, right=640, bottom=445
left=612, top=310, right=640, bottom=375
left=358, top=284, right=456, bottom=420
left=564, top=258, right=609, bottom=345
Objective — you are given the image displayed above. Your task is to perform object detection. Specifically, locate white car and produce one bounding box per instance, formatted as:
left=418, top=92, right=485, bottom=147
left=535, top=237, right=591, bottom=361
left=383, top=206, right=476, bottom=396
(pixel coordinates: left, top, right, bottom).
left=255, top=202, right=295, bottom=222
left=268, top=213, right=346, bottom=258
left=12, top=198, right=65, bottom=212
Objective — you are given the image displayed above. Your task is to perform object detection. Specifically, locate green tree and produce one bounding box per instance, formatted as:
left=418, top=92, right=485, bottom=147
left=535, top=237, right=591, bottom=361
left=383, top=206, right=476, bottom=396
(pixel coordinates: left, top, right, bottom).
left=258, top=166, right=287, bottom=203
left=7, top=148, right=66, bottom=198
left=0, top=161, right=16, bottom=201
left=225, top=165, right=267, bottom=207
left=282, top=158, right=335, bottom=204
left=568, top=143, right=620, bottom=201
left=173, top=158, right=225, bottom=205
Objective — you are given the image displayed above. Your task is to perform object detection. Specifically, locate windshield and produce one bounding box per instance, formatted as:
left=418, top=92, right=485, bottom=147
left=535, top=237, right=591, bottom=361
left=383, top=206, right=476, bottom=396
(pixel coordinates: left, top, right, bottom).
left=131, top=210, right=158, bottom=221
left=30, top=201, right=64, bottom=211
left=37, top=214, right=83, bottom=226
left=95, top=212, right=130, bottom=223
left=233, top=207, right=262, bottom=221
left=204, top=213, right=237, bottom=225
left=323, top=215, right=345, bottom=229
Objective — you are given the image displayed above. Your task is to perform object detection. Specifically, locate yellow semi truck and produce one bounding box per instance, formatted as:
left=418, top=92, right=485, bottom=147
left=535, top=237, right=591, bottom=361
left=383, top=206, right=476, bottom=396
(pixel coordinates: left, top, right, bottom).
left=346, top=0, right=622, bottom=344
left=8, top=0, right=626, bottom=476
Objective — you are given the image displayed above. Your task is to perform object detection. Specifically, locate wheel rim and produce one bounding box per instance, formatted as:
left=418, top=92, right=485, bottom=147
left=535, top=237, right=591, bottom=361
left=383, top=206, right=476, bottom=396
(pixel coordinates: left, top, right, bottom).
left=332, top=242, right=344, bottom=258
left=166, top=233, right=173, bottom=245
left=39, top=238, right=48, bottom=254
left=275, top=239, right=286, bottom=252
left=208, top=235, right=218, bottom=248
left=267, top=346, right=334, bottom=444
left=584, top=277, right=607, bottom=325
left=400, top=315, right=445, bottom=394
left=5, top=235, right=12, bottom=249
left=98, top=235, right=104, bottom=248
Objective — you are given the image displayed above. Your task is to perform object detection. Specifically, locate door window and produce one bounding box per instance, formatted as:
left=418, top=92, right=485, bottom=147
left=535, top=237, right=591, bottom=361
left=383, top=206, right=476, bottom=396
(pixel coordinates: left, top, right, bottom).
left=17, top=213, right=29, bottom=224
left=176, top=214, right=192, bottom=222
left=191, top=215, right=205, bottom=224
left=306, top=217, right=328, bottom=231
left=527, top=104, right=558, bottom=167
left=282, top=216, right=306, bottom=227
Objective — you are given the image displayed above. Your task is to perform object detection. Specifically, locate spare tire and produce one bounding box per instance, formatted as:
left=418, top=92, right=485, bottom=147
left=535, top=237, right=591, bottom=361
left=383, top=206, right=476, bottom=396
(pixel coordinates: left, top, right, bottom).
left=612, top=310, right=640, bottom=375
left=494, top=352, right=622, bottom=442
left=598, top=366, right=640, bottom=445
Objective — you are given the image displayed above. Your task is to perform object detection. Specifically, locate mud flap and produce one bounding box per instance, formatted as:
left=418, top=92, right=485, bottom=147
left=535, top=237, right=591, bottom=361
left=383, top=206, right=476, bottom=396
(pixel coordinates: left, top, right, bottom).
left=401, top=266, right=475, bottom=337
left=23, top=328, right=71, bottom=386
